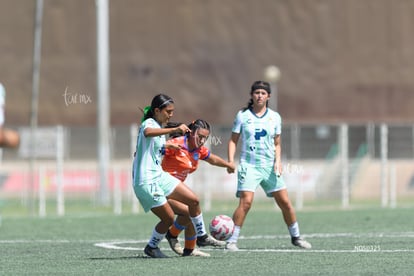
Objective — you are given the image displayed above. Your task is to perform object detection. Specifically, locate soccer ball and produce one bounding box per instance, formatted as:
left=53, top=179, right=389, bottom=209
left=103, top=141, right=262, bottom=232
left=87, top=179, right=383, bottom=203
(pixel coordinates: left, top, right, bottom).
left=209, top=215, right=235, bottom=241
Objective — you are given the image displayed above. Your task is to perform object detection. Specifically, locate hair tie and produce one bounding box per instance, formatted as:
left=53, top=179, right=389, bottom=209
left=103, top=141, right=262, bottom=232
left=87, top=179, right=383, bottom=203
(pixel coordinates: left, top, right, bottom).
left=141, top=106, right=151, bottom=123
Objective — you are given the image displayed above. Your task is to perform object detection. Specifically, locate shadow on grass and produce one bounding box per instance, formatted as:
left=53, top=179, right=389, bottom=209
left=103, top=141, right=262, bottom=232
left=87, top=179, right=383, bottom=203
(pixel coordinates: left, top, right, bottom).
left=88, top=254, right=147, bottom=260
left=88, top=254, right=179, bottom=260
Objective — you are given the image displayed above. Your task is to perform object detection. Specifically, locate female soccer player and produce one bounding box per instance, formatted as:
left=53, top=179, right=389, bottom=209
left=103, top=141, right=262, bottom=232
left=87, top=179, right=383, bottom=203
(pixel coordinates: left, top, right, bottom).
left=132, top=94, right=217, bottom=258
left=225, top=81, right=311, bottom=251
left=161, top=119, right=235, bottom=256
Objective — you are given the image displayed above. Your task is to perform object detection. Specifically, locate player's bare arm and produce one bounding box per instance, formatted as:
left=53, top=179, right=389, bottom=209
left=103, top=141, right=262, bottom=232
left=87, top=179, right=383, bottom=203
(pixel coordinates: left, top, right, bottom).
left=144, top=124, right=190, bottom=137
left=274, top=134, right=282, bottom=176
left=205, top=153, right=235, bottom=173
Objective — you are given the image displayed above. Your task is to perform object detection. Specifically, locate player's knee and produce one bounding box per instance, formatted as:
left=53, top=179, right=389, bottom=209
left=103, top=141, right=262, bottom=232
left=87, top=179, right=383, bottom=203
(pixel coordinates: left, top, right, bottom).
left=240, top=201, right=253, bottom=212
left=164, top=216, right=175, bottom=227
left=189, top=196, right=200, bottom=207
left=279, top=200, right=294, bottom=213
left=176, top=215, right=191, bottom=225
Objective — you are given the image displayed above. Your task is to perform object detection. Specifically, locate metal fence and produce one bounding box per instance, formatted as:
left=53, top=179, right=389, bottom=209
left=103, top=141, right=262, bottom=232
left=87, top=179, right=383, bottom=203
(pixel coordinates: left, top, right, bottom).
left=2, top=123, right=413, bottom=161
left=1, top=123, right=413, bottom=216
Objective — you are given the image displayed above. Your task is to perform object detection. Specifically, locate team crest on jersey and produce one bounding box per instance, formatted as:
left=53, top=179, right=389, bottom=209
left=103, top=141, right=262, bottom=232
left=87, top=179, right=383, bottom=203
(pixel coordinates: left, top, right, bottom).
left=192, top=152, right=199, bottom=160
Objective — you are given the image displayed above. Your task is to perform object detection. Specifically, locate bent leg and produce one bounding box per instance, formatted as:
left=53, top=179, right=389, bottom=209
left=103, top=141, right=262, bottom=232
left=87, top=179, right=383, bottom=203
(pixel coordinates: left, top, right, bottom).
left=168, top=198, right=195, bottom=238
left=168, top=182, right=201, bottom=217
left=167, top=197, right=198, bottom=255
left=144, top=203, right=175, bottom=258
left=151, top=203, right=175, bottom=234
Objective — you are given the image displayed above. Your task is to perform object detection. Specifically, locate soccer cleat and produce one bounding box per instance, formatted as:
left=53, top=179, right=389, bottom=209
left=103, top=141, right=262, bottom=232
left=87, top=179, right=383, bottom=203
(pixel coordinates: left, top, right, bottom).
left=196, top=234, right=226, bottom=247
left=182, top=248, right=211, bottom=257
left=144, top=244, right=169, bottom=258
left=190, top=248, right=211, bottom=257
left=225, top=242, right=239, bottom=251
left=292, top=237, right=312, bottom=249
left=165, top=231, right=184, bottom=255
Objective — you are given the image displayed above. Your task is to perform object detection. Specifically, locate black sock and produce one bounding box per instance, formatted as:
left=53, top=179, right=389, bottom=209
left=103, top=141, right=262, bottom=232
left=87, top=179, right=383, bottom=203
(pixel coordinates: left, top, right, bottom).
left=166, top=230, right=177, bottom=239
left=182, top=248, right=194, bottom=256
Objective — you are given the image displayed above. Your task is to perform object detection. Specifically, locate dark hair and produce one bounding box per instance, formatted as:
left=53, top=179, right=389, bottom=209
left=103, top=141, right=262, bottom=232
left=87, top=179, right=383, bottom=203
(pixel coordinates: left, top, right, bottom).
left=188, top=119, right=210, bottom=134
left=251, top=80, right=271, bottom=94
left=165, top=122, right=182, bottom=138
left=242, top=80, right=271, bottom=112
left=142, top=94, right=174, bottom=121
left=166, top=119, right=210, bottom=138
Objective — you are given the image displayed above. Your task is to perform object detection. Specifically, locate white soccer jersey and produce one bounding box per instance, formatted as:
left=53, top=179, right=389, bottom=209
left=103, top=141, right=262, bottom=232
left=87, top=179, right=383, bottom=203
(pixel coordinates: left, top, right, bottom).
left=133, top=118, right=165, bottom=184
left=232, top=108, right=281, bottom=167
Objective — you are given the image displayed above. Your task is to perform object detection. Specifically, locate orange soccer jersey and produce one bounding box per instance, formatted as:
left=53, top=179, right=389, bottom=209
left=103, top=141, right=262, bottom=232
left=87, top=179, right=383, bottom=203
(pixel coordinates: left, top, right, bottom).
left=161, top=136, right=210, bottom=182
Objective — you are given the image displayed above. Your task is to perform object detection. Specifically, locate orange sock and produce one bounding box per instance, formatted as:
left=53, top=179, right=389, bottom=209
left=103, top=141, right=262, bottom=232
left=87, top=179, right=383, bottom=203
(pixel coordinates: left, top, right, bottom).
left=169, top=221, right=185, bottom=237
left=184, top=235, right=197, bottom=250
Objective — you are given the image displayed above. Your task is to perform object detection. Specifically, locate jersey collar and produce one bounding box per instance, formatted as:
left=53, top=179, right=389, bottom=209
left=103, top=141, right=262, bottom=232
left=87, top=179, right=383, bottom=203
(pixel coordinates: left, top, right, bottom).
left=249, top=107, right=268, bottom=118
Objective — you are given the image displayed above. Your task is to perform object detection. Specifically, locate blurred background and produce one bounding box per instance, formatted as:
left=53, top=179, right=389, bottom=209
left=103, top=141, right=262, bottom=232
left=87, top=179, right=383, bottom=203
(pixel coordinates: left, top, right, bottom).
left=0, top=0, right=413, bottom=216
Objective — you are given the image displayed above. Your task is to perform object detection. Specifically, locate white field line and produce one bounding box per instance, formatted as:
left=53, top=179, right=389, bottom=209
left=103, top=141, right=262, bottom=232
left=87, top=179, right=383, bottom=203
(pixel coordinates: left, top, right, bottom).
left=92, top=232, right=414, bottom=253
left=93, top=240, right=414, bottom=253
left=240, top=232, right=414, bottom=239
left=2, top=232, right=414, bottom=253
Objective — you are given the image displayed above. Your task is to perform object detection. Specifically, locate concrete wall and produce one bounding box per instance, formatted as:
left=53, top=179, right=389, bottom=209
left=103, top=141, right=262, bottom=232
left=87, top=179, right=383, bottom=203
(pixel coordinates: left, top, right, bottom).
left=1, top=0, right=414, bottom=126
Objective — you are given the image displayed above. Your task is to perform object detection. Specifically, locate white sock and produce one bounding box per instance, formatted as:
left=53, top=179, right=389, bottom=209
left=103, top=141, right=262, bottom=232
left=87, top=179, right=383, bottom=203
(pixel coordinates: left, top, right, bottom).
left=288, top=222, right=300, bottom=238
left=191, top=213, right=207, bottom=237
left=148, top=228, right=165, bottom=248
left=226, top=225, right=241, bottom=243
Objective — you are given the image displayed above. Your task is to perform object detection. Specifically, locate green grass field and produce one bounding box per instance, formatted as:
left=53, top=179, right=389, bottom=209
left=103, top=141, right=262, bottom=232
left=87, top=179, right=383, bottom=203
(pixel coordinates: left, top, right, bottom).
left=1, top=201, right=413, bottom=275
